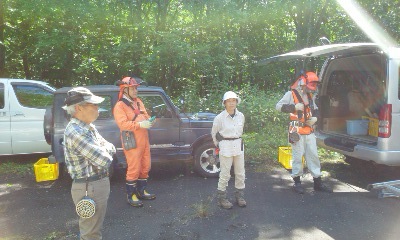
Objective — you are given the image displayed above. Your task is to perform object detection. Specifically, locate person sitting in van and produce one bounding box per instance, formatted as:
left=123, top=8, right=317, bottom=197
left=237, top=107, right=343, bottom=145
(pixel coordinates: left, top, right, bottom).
left=276, top=71, right=332, bottom=194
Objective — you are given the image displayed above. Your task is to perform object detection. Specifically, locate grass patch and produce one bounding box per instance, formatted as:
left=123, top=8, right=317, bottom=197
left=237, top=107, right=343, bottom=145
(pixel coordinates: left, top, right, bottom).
left=191, top=196, right=213, bottom=218
left=0, top=155, right=47, bottom=176
left=0, top=161, right=34, bottom=175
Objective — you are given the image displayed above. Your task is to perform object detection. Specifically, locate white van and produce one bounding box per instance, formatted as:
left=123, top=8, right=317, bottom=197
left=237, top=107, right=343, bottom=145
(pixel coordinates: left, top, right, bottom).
left=0, top=78, right=55, bottom=155
left=262, top=43, right=400, bottom=166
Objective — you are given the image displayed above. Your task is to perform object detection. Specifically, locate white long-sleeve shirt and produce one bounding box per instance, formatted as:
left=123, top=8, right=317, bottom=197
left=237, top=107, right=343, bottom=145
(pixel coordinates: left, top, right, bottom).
left=211, top=109, right=245, bottom=157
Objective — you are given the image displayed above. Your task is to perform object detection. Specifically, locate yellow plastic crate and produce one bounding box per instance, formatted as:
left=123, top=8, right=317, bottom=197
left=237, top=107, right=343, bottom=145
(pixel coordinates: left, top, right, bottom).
left=34, top=158, right=59, bottom=182
left=362, top=116, right=379, bottom=137
left=278, top=147, right=305, bottom=170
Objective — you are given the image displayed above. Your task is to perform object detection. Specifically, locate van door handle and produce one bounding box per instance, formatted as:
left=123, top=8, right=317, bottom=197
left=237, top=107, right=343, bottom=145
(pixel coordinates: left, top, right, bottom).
left=12, top=112, right=25, bottom=116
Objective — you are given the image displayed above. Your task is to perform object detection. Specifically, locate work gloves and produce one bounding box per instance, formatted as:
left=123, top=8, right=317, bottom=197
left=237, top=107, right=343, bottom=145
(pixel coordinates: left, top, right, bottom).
left=306, top=117, right=318, bottom=126
left=139, top=120, right=153, bottom=129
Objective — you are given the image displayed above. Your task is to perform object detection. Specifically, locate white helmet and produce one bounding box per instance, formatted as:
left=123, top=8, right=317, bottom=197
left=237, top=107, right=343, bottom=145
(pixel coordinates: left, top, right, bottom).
left=222, top=91, right=241, bottom=106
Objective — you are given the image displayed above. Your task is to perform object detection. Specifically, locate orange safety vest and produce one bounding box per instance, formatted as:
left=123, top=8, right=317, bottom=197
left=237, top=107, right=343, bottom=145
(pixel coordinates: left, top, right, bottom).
left=289, top=90, right=313, bottom=135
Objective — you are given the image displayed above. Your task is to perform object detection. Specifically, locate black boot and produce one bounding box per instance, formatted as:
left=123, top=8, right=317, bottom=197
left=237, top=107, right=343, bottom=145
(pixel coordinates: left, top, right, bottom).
left=292, top=176, right=305, bottom=194
left=126, top=181, right=143, bottom=207
left=137, top=178, right=156, bottom=200
left=313, top=177, right=333, bottom=193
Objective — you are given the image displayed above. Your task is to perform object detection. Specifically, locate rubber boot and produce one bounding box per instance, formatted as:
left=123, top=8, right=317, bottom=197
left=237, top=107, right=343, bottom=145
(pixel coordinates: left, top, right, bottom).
left=292, top=176, right=305, bottom=194
left=137, top=178, right=156, bottom=200
left=234, top=188, right=247, bottom=207
left=217, top=190, right=233, bottom=209
left=126, top=181, right=143, bottom=207
left=313, top=177, right=333, bottom=193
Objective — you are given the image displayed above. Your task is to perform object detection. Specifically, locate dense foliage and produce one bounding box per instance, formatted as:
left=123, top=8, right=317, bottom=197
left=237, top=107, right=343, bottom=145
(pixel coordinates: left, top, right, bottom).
left=2, top=1, right=398, bottom=94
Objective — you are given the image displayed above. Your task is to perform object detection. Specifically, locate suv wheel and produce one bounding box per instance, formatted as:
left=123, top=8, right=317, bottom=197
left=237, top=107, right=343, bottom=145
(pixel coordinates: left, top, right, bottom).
left=194, top=142, right=220, bottom=178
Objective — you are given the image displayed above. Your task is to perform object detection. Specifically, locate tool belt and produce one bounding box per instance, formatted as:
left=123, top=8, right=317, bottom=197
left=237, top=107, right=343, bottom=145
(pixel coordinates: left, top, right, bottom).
left=216, top=132, right=243, bottom=151
left=74, top=173, right=108, bottom=183
left=222, top=137, right=241, bottom=140
left=290, top=121, right=306, bottom=127
left=216, top=132, right=241, bottom=141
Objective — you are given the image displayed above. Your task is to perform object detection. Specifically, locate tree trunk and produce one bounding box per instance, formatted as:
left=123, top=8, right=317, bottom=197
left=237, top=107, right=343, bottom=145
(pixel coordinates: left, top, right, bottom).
left=0, top=0, right=6, bottom=77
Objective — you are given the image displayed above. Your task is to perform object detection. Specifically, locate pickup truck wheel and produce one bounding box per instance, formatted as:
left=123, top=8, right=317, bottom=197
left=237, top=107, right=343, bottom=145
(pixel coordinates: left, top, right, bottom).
left=194, top=142, right=220, bottom=178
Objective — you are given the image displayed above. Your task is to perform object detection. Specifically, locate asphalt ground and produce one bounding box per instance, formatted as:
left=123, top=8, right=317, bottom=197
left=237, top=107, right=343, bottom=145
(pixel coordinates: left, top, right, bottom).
left=1, top=160, right=400, bottom=240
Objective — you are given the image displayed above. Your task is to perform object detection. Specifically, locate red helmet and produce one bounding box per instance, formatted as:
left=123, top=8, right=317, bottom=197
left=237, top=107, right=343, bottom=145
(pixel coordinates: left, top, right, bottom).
left=120, top=77, right=139, bottom=87
left=116, top=76, right=140, bottom=99
left=291, top=71, right=319, bottom=90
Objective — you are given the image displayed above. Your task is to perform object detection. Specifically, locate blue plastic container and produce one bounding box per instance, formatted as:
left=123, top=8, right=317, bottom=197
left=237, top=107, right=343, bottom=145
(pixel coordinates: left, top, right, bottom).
left=346, top=120, right=369, bottom=135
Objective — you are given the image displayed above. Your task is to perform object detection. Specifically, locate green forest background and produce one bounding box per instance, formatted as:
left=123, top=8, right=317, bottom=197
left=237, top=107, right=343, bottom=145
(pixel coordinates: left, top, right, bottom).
left=0, top=0, right=399, bottom=162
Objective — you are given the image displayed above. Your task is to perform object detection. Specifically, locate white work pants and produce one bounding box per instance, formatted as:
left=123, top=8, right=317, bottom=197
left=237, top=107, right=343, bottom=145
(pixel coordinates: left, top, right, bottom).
left=217, top=154, right=245, bottom=191
left=291, top=133, right=322, bottom=178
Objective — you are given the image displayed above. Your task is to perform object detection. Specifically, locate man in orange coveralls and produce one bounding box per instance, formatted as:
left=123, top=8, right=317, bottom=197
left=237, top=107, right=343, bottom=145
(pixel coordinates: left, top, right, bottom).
left=114, top=76, right=156, bottom=207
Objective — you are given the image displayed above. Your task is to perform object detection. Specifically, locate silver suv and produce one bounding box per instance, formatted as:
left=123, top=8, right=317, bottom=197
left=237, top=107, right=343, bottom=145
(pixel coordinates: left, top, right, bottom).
left=44, top=85, right=220, bottom=177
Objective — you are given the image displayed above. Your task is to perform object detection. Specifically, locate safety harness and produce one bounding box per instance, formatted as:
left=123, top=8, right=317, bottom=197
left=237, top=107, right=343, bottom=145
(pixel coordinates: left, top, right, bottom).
left=290, top=89, right=314, bottom=135
left=120, top=98, right=143, bottom=121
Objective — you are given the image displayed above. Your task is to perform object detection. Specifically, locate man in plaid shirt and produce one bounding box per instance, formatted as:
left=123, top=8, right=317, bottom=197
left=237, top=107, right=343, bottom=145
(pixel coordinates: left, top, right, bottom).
left=63, top=87, right=115, bottom=240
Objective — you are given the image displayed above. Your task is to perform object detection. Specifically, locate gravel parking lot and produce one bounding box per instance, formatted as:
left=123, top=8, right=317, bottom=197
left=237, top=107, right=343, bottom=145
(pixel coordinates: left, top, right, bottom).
left=1, top=158, right=400, bottom=240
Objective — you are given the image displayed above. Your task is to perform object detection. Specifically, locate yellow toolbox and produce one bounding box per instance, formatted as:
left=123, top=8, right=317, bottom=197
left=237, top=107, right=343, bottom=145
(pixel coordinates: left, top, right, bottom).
left=278, top=147, right=305, bottom=170
left=34, top=158, right=59, bottom=182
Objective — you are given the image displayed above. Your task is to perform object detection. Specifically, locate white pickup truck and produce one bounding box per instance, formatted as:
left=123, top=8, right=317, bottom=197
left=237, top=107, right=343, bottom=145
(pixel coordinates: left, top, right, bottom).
left=0, top=78, right=55, bottom=155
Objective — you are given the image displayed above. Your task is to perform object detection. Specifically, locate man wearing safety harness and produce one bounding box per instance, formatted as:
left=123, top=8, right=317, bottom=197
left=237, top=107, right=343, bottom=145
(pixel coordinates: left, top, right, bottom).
left=212, top=91, right=246, bottom=209
left=63, top=87, right=115, bottom=239
left=276, top=72, right=332, bottom=194
left=114, top=76, right=156, bottom=207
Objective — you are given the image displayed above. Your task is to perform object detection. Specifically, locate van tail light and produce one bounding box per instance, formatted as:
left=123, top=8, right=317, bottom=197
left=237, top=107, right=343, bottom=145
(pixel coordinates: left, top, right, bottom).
left=378, top=104, right=392, bottom=138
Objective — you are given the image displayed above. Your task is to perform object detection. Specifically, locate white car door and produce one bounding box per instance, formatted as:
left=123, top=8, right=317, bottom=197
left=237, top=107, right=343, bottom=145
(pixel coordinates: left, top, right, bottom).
left=9, top=81, right=54, bottom=154
left=0, top=81, right=12, bottom=154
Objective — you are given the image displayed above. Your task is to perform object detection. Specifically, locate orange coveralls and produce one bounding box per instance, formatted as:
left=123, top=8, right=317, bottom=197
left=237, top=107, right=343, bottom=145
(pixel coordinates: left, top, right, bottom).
left=114, top=98, right=151, bottom=181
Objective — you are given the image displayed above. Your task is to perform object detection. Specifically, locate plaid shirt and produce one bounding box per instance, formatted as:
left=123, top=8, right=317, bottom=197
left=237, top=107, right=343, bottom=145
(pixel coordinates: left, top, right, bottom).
left=64, top=118, right=115, bottom=179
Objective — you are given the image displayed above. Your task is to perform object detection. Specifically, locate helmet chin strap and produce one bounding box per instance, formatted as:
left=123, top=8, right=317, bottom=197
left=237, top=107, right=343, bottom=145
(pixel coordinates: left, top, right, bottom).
left=124, top=88, right=135, bottom=101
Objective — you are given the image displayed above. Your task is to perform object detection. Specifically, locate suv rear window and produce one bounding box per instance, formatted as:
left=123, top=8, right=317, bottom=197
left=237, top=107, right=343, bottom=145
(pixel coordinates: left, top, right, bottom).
left=97, top=95, right=112, bottom=119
